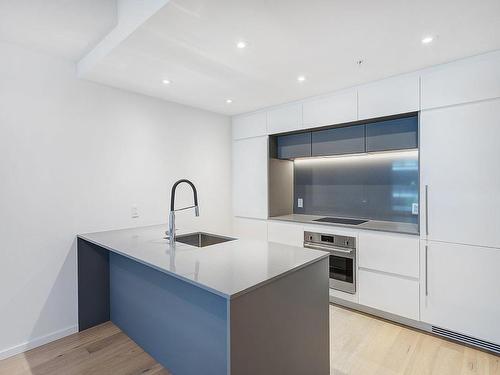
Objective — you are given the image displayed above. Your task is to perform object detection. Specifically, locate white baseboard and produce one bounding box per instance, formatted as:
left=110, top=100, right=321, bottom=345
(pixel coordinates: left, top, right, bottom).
left=0, top=325, right=78, bottom=361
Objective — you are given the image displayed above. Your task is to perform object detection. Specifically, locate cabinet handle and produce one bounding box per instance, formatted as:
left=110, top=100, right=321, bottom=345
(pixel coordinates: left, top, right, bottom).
left=425, top=245, right=429, bottom=296
left=425, top=185, right=429, bottom=236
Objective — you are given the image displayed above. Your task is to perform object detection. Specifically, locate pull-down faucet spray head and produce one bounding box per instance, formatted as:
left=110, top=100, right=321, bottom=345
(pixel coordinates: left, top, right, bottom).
left=168, top=179, right=199, bottom=245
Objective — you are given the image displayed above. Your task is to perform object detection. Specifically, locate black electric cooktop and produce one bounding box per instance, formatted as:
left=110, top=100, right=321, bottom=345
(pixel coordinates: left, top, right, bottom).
left=313, top=217, right=368, bottom=225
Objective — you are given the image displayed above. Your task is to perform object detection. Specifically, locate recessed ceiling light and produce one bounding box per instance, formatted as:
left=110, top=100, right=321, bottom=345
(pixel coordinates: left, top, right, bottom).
left=236, top=41, right=247, bottom=49
left=421, top=36, right=434, bottom=45
left=226, top=99, right=233, bottom=104
left=162, top=79, right=171, bottom=85
left=297, top=75, right=306, bottom=82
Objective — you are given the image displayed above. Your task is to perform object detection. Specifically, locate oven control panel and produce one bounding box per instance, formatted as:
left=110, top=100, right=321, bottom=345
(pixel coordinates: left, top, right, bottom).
left=303, top=231, right=356, bottom=249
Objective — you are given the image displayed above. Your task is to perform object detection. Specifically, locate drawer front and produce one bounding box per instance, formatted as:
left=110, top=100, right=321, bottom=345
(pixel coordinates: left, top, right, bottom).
left=359, top=269, right=419, bottom=320
left=358, top=232, right=419, bottom=278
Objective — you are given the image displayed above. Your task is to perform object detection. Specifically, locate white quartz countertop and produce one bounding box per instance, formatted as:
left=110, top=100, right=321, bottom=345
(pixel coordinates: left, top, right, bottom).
left=78, top=224, right=328, bottom=300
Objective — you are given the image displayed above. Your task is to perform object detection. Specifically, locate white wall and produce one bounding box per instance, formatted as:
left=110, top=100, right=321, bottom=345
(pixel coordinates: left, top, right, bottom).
left=0, top=41, right=232, bottom=358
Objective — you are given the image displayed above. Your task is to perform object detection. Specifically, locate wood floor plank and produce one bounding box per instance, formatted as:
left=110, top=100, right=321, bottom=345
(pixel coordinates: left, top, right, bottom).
left=0, top=324, right=170, bottom=375
left=330, top=305, right=499, bottom=375
left=0, top=322, right=120, bottom=375
left=1, top=306, right=498, bottom=375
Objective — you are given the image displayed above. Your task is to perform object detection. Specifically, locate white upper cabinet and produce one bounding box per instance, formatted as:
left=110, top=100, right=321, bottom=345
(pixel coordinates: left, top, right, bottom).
left=421, top=50, right=500, bottom=110
left=302, top=89, right=357, bottom=128
left=232, top=111, right=267, bottom=140
left=267, top=103, right=302, bottom=135
left=358, top=74, right=420, bottom=119
left=232, top=136, right=268, bottom=219
left=420, top=99, right=500, bottom=248
left=421, top=240, right=500, bottom=345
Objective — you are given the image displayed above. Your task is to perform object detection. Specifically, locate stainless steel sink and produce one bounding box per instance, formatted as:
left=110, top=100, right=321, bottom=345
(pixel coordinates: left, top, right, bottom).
left=175, top=232, right=236, bottom=248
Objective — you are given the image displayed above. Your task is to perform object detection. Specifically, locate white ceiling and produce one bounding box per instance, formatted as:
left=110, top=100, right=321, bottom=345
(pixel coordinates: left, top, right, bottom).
left=3, top=0, right=500, bottom=115
left=0, top=0, right=116, bottom=61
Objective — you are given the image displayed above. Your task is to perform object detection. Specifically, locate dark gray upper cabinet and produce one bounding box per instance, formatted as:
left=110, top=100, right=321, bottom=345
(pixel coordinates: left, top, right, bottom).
left=366, top=116, right=418, bottom=152
left=311, top=125, right=365, bottom=156
left=277, top=132, right=311, bottom=159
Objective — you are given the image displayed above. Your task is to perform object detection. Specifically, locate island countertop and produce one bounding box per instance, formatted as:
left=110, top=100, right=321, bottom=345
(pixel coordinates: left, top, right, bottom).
left=78, top=224, right=328, bottom=300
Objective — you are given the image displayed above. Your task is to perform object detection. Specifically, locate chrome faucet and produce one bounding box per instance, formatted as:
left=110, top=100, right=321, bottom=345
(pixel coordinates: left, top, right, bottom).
left=167, top=179, right=199, bottom=246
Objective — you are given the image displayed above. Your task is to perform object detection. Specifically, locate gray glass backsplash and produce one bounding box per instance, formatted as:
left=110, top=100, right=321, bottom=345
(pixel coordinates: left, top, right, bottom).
left=293, top=150, right=419, bottom=223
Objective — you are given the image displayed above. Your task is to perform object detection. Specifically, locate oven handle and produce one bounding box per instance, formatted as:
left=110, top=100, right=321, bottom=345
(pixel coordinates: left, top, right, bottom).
left=304, top=242, right=354, bottom=255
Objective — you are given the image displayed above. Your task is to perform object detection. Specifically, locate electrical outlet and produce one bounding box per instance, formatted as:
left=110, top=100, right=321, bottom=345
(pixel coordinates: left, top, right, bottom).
left=412, top=203, right=419, bottom=215
left=131, top=205, right=139, bottom=219
left=297, top=198, right=303, bottom=208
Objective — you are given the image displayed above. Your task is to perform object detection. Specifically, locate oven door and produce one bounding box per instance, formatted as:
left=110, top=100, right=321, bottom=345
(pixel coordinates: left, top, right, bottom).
left=329, top=249, right=356, bottom=294
left=304, top=243, right=356, bottom=294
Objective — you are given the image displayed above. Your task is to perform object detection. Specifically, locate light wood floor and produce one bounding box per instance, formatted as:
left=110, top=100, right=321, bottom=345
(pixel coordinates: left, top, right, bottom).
left=330, top=305, right=499, bottom=375
left=0, top=322, right=170, bottom=375
left=1, top=305, right=498, bottom=375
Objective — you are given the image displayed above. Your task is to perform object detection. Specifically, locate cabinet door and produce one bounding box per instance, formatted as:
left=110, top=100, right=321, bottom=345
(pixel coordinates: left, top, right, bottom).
left=232, top=112, right=267, bottom=140
left=268, top=104, right=302, bottom=134
left=358, top=74, right=420, bottom=120
left=302, top=89, right=357, bottom=128
left=421, top=241, right=500, bottom=345
left=311, top=125, right=365, bottom=156
left=267, top=221, right=304, bottom=247
left=421, top=50, right=500, bottom=110
left=233, top=136, right=268, bottom=219
left=233, top=218, right=268, bottom=241
left=420, top=99, right=500, bottom=248
left=277, top=132, right=311, bottom=159
left=365, top=116, right=418, bottom=152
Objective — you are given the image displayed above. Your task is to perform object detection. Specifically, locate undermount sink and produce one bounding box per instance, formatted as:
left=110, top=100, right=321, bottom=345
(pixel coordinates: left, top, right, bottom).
left=175, top=232, right=236, bottom=248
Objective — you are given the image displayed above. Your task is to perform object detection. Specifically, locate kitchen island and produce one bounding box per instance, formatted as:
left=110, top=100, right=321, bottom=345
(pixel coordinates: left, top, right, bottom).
left=77, top=225, right=329, bottom=375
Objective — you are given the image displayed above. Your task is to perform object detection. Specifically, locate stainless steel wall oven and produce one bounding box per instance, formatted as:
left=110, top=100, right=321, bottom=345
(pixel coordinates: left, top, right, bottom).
left=304, top=231, right=356, bottom=294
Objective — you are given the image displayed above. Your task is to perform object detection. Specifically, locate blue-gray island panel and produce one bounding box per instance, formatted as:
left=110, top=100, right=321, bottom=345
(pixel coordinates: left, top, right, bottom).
left=109, top=252, right=228, bottom=375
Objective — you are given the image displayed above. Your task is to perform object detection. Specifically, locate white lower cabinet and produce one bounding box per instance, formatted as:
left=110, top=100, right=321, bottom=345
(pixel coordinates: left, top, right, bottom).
left=232, top=217, right=268, bottom=241
left=267, top=221, right=304, bottom=247
left=358, top=232, right=419, bottom=278
left=359, top=269, right=419, bottom=320
left=421, top=240, right=500, bottom=345
left=357, top=231, right=420, bottom=320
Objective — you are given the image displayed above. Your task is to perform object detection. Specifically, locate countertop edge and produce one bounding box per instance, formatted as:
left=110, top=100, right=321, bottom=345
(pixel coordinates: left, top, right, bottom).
left=77, top=234, right=329, bottom=301
left=229, top=253, right=329, bottom=300
left=268, top=216, right=420, bottom=236
left=77, top=234, right=232, bottom=300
